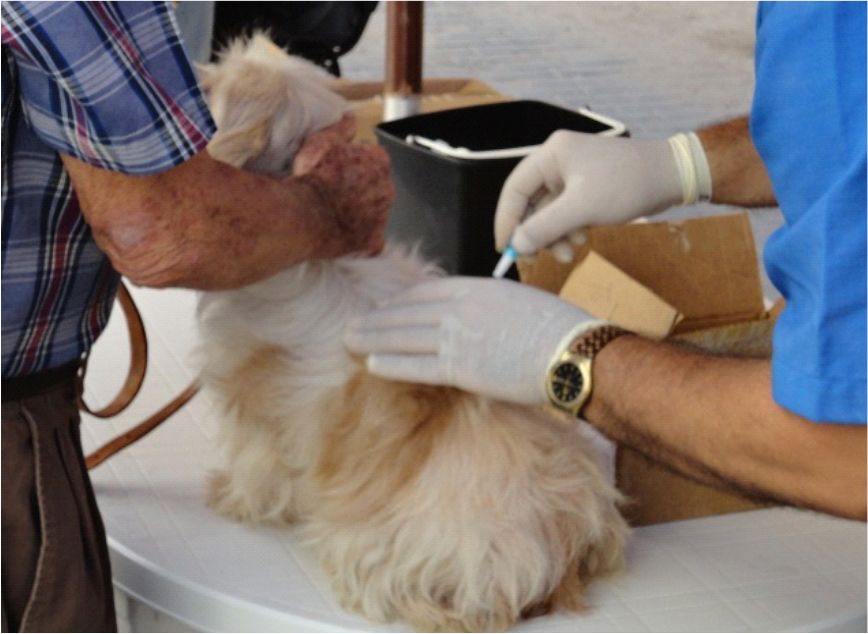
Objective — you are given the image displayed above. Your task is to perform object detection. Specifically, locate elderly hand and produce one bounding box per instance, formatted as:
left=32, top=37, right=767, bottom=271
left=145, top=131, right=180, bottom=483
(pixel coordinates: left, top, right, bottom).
left=294, top=114, right=395, bottom=257
left=344, top=277, right=598, bottom=405
left=292, top=114, right=358, bottom=174
left=494, top=131, right=686, bottom=258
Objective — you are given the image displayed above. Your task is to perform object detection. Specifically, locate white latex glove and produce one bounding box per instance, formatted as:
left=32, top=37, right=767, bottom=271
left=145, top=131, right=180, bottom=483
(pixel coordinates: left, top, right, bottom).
left=343, top=277, right=599, bottom=405
left=494, top=130, right=711, bottom=259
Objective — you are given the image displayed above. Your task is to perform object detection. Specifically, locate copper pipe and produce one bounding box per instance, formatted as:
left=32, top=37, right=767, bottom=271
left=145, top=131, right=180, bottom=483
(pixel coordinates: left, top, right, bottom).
left=385, top=1, right=424, bottom=96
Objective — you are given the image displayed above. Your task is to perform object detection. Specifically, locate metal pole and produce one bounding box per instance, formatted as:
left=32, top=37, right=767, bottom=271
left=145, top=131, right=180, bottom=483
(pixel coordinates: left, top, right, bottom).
left=384, top=1, right=424, bottom=121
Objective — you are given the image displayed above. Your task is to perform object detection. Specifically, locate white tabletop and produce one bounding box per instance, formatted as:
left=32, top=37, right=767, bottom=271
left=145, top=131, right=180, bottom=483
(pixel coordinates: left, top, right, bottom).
left=81, top=286, right=867, bottom=633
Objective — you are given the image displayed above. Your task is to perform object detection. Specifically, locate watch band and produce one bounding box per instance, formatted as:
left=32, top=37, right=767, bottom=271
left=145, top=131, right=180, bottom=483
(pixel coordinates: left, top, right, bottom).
left=569, top=324, right=629, bottom=419
left=568, top=324, right=630, bottom=359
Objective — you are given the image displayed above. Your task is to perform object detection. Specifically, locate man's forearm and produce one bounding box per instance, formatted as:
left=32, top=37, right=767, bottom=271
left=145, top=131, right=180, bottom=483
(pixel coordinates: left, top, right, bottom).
left=63, top=151, right=347, bottom=290
left=584, top=335, right=866, bottom=520
left=697, top=116, right=778, bottom=208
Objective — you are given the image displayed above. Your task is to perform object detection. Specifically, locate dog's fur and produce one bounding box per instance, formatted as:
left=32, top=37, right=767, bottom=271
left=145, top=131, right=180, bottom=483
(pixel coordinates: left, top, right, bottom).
left=197, top=34, right=628, bottom=632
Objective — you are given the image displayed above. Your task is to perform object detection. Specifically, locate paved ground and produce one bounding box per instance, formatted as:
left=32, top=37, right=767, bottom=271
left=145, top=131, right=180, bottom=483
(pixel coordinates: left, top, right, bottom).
left=342, top=1, right=783, bottom=299
left=344, top=2, right=757, bottom=137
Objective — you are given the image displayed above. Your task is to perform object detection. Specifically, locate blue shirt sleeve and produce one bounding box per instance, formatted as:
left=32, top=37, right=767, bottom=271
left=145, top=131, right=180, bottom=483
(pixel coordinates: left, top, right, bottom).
left=1, top=1, right=215, bottom=174
left=750, top=1, right=866, bottom=423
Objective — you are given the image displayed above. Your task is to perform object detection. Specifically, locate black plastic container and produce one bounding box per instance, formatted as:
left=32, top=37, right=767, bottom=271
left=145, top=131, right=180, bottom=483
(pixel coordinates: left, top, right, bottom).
left=375, top=100, right=628, bottom=276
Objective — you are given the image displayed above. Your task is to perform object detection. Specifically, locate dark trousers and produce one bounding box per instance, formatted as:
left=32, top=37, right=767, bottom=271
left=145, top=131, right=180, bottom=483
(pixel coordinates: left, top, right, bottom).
left=2, top=364, right=116, bottom=632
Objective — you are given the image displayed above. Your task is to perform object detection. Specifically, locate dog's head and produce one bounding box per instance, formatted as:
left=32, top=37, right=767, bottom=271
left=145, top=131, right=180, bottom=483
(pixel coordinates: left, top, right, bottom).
left=199, top=33, right=348, bottom=175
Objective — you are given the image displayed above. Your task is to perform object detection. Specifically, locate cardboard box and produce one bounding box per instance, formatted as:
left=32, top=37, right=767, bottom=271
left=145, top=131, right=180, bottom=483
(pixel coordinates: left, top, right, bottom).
left=333, top=78, right=507, bottom=143
left=519, top=212, right=775, bottom=525
left=558, top=250, right=684, bottom=339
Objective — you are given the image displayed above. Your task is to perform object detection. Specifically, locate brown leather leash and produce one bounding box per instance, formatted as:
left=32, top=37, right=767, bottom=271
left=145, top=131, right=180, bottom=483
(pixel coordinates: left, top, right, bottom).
left=78, top=283, right=148, bottom=418
left=84, top=380, right=199, bottom=469
left=80, top=282, right=199, bottom=469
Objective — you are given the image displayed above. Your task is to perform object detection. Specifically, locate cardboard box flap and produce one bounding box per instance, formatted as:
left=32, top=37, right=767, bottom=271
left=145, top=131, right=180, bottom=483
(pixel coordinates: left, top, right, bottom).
left=334, top=78, right=508, bottom=143
left=559, top=250, right=683, bottom=339
left=519, top=213, right=766, bottom=333
left=516, top=247, right=577, bottom=295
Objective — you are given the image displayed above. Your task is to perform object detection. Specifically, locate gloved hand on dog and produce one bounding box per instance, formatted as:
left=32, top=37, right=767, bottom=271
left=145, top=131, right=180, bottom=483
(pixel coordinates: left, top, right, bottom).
left=344, top=276, right=598, bottom=405
left=294, top=113, right=394, bottom=256
left=495, top=130, right=710, bottom=260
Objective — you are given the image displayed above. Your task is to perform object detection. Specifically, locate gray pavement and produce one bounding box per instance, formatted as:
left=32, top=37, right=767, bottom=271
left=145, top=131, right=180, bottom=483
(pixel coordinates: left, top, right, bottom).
left=342, top=1, right=783, bottom=299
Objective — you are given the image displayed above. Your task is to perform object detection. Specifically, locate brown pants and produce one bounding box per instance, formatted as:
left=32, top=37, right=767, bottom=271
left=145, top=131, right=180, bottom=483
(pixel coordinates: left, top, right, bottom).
left=2, top=365, right=116, bottom=632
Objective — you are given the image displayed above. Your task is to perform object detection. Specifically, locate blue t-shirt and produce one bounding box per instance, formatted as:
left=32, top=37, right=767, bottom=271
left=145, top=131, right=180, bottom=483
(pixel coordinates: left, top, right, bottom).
left=750, top=1, right=866, bottom=423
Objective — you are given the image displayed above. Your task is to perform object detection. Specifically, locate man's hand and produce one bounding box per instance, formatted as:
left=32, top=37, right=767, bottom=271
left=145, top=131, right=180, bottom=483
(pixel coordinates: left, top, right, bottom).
left=292, top=113, right=357, bottom=174
left=494, top=131, right=683, bottom=256
left=297, top=141, right=394, bottom=257
left=293, top=113, right=394, bottom=257
left=344, top=277, right=596, bottom=404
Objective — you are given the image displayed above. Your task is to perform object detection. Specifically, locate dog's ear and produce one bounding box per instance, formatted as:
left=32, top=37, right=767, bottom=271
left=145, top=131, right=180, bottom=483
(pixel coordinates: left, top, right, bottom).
left=207, top=118, right=270, bottom=168
left=195, top=62, right=217, bottom=93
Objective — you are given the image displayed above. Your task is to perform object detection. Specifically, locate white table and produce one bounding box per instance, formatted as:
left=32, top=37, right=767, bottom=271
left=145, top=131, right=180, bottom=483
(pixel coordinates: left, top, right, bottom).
left=81, top=286, right=867, bottom=632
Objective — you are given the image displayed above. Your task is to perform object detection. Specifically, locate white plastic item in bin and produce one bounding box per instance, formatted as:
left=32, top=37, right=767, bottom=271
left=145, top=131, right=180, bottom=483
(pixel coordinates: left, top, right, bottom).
left=405, top=107, right=627, bottom=160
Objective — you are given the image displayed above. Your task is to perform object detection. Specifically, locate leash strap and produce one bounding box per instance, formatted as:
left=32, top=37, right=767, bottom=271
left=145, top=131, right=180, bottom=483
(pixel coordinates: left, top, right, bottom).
left=78, top=282, right=148, bottom=418
left=81, top=281, right=199, bottom=469
left=85, top=380, right=198, bottom=470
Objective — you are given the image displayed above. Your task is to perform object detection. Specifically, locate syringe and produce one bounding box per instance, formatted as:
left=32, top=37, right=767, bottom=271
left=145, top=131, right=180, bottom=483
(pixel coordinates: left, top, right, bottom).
left=492, top=243, right=517, bottom=278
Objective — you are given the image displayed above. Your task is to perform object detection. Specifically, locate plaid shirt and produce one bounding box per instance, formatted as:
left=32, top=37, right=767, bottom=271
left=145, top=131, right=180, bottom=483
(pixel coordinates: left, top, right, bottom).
left=1, top=1, right=215, bottom=377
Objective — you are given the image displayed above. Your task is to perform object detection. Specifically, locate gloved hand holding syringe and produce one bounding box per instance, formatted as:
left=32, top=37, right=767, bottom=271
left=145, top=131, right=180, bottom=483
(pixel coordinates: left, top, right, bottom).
left=491, top=129, right=712, bottom=277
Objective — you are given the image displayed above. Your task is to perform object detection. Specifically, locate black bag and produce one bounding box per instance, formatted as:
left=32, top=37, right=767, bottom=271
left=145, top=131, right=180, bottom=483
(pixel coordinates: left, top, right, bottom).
left=212, top=1, right=378, bottom=76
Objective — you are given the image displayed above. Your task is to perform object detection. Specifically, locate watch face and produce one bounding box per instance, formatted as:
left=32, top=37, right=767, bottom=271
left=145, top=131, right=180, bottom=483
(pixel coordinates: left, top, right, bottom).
left=552, top=361, right=584, bottom=403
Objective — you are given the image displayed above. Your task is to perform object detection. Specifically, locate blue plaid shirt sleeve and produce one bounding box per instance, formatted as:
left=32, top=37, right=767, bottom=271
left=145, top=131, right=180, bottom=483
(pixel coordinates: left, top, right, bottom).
left=1, top=0, right=215, bottom=174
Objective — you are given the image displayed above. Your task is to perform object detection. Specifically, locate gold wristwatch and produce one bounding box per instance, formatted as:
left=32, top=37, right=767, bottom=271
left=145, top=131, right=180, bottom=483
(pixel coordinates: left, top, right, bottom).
left=545, top=324, right=629, bottom=418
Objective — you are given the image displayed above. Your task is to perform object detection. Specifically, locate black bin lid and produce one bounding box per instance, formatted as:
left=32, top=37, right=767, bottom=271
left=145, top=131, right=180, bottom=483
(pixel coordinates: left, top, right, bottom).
left=376, top=100, right=627, bottom=163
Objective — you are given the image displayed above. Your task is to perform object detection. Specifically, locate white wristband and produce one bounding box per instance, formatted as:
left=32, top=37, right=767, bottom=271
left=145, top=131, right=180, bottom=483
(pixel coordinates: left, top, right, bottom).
left=687, top=132, right=713, bottom=202
left=667, top=132, right=713, bottom=204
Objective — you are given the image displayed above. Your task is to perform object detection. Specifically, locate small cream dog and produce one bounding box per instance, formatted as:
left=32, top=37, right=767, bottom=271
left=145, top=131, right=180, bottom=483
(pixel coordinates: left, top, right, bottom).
left=197, top=34, right=628, bottom=632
